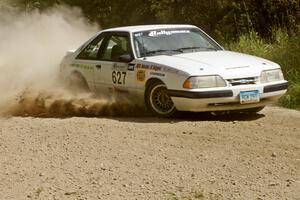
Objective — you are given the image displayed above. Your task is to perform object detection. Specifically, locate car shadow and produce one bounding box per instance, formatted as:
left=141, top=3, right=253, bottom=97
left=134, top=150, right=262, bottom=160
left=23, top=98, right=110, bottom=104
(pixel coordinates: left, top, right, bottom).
left=112, top=111, right=265, bottom=124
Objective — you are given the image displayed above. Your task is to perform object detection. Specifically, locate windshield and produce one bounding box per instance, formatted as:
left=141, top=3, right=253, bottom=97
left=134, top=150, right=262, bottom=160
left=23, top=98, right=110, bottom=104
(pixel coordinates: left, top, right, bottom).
left=133, top=28, right=222, bottom=58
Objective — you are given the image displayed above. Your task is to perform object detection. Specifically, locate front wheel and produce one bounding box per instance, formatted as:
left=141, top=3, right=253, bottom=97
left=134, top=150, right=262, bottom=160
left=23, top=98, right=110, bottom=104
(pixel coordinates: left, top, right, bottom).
left=145, top=81, right=177, bottom=117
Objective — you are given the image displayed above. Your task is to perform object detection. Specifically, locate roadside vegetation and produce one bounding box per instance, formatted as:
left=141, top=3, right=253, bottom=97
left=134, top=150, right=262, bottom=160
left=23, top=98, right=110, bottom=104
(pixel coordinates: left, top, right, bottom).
left=228, top=30, right=300, bottom=109
left=167, top=190, right=205, bottom=200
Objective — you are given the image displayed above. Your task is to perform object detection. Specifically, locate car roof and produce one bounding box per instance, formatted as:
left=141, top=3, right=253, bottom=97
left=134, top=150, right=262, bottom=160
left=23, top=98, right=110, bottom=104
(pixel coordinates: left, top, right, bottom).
left=102, top=24, right=197, bottom=33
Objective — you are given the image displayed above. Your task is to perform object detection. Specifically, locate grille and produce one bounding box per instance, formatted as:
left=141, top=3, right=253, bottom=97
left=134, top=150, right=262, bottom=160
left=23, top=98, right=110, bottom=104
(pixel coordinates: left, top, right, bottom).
left=227, top=77, right=257, bottom=86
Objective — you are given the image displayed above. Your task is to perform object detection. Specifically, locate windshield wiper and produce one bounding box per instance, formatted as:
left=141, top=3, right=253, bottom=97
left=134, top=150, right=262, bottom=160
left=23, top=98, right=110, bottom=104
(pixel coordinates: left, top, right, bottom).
left=145, top=49, right=182, bottom=56
left=176, top=47, right=217, bottom=52
left=144, top=47, right=217, bottom=56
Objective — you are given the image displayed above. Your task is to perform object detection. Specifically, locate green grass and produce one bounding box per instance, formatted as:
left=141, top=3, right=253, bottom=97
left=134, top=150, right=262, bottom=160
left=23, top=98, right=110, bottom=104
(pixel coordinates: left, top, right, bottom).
left=228, top=29, right=300, bottom=109
left=166, top=190, right=204, bottom=200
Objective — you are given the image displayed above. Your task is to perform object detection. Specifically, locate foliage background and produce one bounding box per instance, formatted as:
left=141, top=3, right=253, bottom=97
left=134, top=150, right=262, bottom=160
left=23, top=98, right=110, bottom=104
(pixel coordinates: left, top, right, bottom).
left=3, top=0, right=300, bottom=108
left=9, top=0, right=299, bottom=40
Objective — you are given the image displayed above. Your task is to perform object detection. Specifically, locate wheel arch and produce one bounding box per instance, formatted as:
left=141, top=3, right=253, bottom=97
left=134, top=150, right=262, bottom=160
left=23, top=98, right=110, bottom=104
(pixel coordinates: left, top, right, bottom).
left=68, top=69, right=90, bottom=91
left=70, top=69, right=84, bottom=78
left=145, top=78, right=167, bottom=90
left=144, top=78, right=167, bottom=99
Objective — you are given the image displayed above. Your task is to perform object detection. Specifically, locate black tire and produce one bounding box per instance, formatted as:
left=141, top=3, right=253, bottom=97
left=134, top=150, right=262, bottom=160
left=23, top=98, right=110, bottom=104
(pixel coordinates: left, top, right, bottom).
left=67, top=72, right=90, bottom=94
left=145, top=80, right=177, bottom=117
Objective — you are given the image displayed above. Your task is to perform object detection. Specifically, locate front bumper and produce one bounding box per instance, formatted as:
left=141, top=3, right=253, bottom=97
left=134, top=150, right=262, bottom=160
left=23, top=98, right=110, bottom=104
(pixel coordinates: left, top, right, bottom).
left=167, top=90, right=233, bottom=99
left=168, top=82, right=288, bottom=112
left=263, top=82, right=289, bottom=93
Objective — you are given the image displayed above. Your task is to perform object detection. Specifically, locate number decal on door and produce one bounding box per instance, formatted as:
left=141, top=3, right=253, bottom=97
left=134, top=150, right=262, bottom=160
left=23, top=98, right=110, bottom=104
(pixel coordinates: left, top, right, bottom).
left=112, top=71, right=126, bottom=85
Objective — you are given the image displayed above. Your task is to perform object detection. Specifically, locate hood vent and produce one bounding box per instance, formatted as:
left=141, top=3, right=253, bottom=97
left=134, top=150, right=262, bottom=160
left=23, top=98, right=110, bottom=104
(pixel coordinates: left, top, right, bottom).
left=226, top=66, right=250, bottom=70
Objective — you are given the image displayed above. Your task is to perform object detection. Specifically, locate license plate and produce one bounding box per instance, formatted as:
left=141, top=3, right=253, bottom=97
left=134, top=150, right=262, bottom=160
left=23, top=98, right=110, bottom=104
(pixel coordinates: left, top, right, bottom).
left=240, top=90, right=260, bottom=104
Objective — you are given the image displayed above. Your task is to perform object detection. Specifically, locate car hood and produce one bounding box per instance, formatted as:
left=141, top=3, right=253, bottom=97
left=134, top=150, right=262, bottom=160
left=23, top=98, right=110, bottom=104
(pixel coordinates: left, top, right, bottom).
left=142, top=50, right=280, bottom=79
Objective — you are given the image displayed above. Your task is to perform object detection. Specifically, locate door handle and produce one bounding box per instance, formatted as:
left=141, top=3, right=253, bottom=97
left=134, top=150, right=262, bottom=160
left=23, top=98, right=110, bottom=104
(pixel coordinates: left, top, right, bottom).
left=96, top=64, right=102, bottom=69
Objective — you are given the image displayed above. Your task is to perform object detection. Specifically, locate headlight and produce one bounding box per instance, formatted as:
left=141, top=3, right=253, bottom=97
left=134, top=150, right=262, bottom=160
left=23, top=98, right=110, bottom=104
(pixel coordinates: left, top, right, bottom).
left=260, top=69, right=284, bottom=83
left=183, top=75, right=227, bottom=89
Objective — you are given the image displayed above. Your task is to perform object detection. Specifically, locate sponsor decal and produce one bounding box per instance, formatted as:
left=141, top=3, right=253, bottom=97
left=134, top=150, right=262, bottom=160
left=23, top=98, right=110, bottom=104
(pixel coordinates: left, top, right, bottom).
left=162, top=67, right=189, bottom=76
left=71, top=64, right=93, bottom=70
left=148, top=30, right=190, bottom=37
left=136, top=70, right=146, bottom=82
left=150, top=72, right=165, bottom=77
left=134, top=33, right=143, bottom=37
left=135, top=63, right=189, bottom=76
left=136, top=64, right=162, bottom=71
left=112, top=64, right=127, bottom=71
left=127, top=64, right=135, bottom=71
left=162, top=67, right=178, bottom=74
left=112, top=71, right=127, bottom=85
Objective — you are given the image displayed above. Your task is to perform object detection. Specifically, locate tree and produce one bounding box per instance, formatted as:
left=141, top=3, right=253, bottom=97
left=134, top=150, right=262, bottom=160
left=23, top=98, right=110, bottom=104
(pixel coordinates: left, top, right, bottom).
left=10, top=0, right=300, bottom=41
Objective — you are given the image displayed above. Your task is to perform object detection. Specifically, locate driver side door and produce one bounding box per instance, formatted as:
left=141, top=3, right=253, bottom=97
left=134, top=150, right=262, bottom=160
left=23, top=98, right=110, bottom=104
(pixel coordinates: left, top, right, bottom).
left=95, top=32, right=136, bottom=95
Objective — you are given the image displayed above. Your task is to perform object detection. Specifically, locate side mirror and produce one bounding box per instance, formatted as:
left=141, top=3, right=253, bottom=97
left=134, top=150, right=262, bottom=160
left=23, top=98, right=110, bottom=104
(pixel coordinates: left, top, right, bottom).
left=119, top=54, right=133, bottom=63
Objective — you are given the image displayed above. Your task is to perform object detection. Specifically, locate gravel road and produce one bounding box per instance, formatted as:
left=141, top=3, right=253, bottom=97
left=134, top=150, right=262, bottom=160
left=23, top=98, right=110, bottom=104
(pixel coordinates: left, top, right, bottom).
left=0, top=106, right=299, bottom=200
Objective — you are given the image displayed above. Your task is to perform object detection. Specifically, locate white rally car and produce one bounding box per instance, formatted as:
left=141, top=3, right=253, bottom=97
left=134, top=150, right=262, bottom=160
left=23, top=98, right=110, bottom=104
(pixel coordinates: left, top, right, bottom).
left=60, top=25, right=288, bottom=117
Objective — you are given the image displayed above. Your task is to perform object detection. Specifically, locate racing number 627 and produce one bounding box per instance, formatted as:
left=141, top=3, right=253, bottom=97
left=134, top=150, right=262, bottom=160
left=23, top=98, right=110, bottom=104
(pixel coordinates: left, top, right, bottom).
left=112, top=71, right=126, bottom=85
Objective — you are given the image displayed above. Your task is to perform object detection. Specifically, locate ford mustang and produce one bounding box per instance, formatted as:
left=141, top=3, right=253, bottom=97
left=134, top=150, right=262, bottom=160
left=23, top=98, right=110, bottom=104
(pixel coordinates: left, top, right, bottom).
left=60, top=25, right=288, bottom=117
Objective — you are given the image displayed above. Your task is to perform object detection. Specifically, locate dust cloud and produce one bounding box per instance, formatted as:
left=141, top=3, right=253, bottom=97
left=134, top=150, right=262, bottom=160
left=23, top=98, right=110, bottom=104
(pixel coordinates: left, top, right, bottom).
left=0, top=5, right=142, bottom=117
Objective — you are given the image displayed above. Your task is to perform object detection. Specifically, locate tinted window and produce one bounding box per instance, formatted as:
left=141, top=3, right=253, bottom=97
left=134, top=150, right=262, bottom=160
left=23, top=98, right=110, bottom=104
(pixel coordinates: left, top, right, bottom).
left=77, top=34, right=105, bottom=60
left=133, top=28, right=222, bottom=57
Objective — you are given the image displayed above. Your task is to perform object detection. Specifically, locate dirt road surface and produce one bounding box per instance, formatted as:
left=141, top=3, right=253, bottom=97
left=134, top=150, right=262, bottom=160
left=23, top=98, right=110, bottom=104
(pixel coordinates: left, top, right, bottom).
left=0, top=106, right=299, bottom=200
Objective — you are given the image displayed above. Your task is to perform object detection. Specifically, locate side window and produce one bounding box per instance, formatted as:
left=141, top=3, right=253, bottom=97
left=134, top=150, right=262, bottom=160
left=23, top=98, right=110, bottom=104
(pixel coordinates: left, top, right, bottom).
left=77, top=34, right=105, bottom=60
left=100, top=35, right=131, bottom=62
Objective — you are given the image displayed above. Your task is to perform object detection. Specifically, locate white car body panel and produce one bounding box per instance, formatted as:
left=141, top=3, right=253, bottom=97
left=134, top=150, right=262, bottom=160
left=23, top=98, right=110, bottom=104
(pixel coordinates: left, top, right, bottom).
left=60, top=24, right=288, bottom=113
left=140, top=51, right=280, bottom=89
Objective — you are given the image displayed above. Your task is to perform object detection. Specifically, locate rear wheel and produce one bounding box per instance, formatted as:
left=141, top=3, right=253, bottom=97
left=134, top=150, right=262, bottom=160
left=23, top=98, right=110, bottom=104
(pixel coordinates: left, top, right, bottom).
left=67, top=72, right=90, bottom=94
left=145, top=81, right=177, bottom=117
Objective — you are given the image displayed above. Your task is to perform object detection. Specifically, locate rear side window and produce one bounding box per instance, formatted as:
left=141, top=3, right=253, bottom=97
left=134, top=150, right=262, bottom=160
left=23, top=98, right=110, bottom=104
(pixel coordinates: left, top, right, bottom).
left=76, top=34, right=105, bottom=60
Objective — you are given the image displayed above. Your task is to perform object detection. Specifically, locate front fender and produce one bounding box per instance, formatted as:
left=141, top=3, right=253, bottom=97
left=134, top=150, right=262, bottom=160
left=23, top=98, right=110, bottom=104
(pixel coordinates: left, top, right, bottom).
left=134, top=61, right=189, bottom=90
